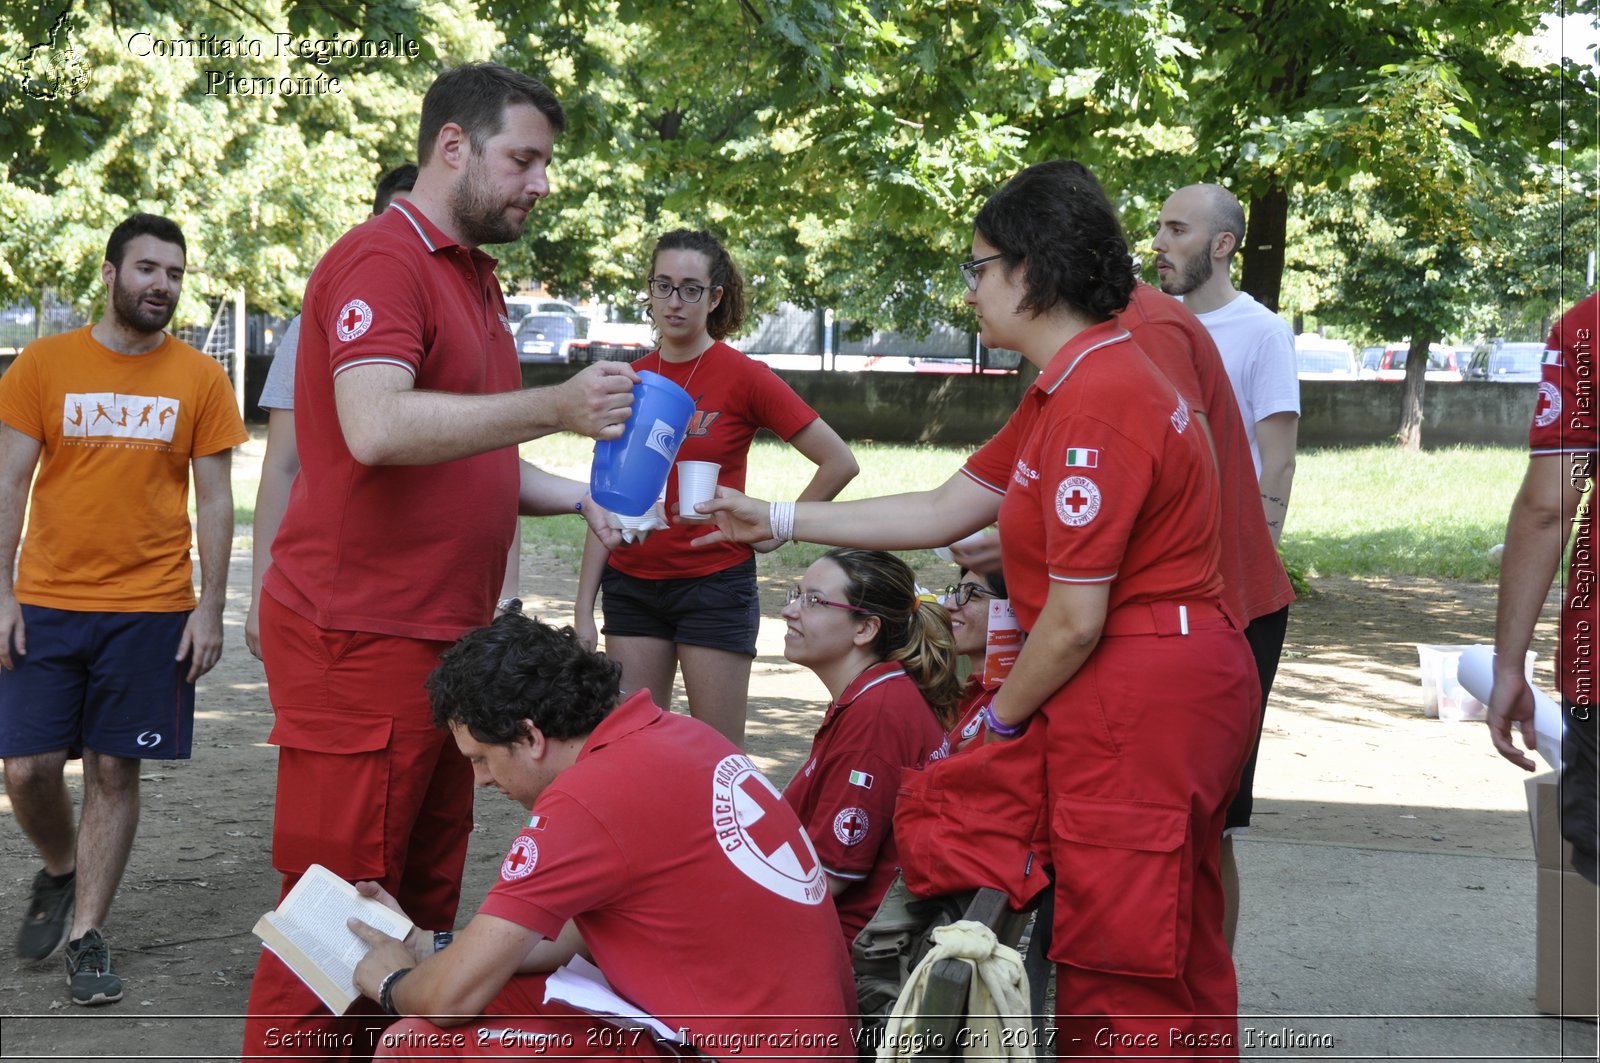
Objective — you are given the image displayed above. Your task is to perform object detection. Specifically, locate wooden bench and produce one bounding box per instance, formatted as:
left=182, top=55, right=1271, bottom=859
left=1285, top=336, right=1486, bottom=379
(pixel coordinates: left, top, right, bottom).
left=909, top=886, right=1036, bottom=1058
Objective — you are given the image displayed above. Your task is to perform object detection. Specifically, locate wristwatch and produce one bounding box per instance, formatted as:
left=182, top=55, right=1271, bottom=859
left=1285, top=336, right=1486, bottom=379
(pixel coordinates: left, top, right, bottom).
left=495, top=597, right=522, bottom=615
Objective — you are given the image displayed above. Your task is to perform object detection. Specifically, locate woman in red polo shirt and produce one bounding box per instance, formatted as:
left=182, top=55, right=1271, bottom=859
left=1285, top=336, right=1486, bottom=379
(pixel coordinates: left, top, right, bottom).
left=779, top=548, right=958, bottom=944
left=575, top=229, right=858, bottom=748
left=942, top=565, right=1007, bottom=752
left=695, top=161, right=1258, bottom=1057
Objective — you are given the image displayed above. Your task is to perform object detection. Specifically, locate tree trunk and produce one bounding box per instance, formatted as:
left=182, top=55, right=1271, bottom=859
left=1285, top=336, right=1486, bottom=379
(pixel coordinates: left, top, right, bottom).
left=1395, top=336, right=1431, bottom=450
left=1239, top=184, right=1289, bottom=312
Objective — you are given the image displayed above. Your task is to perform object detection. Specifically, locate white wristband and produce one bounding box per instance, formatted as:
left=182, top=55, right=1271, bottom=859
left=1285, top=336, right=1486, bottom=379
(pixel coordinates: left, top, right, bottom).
left=769, top=501, right=796, bottom=542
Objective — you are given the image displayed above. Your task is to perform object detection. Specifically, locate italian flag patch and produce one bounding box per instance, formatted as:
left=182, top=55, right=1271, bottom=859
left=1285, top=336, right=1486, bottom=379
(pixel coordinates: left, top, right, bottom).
left=526, top=815, right=547, bottom=831
left=1064, top=448, right=1099, bottom=468
left=848, top=770, right=874, bottom=789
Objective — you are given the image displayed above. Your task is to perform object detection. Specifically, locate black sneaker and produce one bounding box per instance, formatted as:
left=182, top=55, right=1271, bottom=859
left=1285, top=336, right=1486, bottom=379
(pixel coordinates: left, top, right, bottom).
left=16, top=868, right=74, bottom=960
left=64, top=929, right=122, bottom=1006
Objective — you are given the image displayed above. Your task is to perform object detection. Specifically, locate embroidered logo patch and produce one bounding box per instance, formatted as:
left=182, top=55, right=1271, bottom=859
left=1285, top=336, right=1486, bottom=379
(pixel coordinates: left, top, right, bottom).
left=1535, top=381, right=1562, bottom=428
left=834, top=808, right=870, bottom=846
left=1170, top=395, right=1191, bottom=433
left=501, top=835, right=538, bottom=881
left=1056, top=476, right=1101, bottom=527
left=961, top=714, right=984, bottom=740
left=136, top=731, right=162, bottom=748
left=335, top=299, right=373, bottom=342
left=711, top=755, right=827, bottom=905
left=1064, top=447, right=1098, bottom=468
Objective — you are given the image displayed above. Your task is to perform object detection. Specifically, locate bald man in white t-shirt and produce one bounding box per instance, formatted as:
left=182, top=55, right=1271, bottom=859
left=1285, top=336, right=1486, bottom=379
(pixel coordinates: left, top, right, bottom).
left=1153, top=182, right=1299, bottom=950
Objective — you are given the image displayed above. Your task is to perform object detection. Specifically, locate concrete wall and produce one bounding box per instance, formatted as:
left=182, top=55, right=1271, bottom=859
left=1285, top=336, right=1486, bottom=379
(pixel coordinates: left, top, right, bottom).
left=516, top=366, right=1540, bottom=449
left=0, top=352, right=1539, bottom=449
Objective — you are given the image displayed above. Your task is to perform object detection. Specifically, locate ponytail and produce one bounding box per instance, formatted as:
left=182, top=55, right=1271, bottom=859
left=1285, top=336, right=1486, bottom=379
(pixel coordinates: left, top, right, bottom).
left=890, top=599, right=961, bottom=729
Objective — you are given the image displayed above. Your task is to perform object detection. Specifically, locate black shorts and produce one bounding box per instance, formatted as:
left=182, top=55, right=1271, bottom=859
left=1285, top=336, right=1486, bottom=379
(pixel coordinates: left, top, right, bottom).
left=1224, top=604, right=1290, bottom=834
left=1562, top=699, right=1599, bottom=885
left=600, top=556, right=760, bottom=657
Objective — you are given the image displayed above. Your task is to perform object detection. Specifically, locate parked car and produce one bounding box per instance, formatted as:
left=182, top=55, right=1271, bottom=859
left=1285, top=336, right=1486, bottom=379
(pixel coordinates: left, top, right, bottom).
left=504, top=296, right=582, bottom=330
left=1357, top=343, right=1464, bottom=382
left=515, top=310, right=589, bottom=363
left=1464, top=341, right=1546, bottom=383
left=1294, top=337, right=1359, bottom=380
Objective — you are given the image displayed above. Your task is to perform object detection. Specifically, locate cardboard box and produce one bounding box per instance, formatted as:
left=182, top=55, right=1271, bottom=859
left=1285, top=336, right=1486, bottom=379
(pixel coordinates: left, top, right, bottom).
left=1526, top=772, right=1600, bottom=1016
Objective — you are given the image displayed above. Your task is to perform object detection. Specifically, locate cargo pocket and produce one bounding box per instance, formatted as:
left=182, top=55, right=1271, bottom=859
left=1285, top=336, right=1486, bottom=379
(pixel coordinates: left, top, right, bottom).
left=268, top=706, right=393, bottom=881
left=1050, top=796, right=1192, bottom=978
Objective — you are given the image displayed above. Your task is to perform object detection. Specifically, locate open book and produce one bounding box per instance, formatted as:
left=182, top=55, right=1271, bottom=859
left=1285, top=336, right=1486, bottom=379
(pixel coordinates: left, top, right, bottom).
left=252, top=863, right=416, bottom=1015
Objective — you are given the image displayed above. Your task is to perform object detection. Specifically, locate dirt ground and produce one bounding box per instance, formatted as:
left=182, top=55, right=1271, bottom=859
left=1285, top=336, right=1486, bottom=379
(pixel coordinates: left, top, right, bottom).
left=0, top=477, right=1560, bottom=1059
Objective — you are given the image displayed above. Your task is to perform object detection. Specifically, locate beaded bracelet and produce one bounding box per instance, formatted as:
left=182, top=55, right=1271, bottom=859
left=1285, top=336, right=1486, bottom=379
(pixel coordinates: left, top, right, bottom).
left=982, top=704, right=1027, bottom=739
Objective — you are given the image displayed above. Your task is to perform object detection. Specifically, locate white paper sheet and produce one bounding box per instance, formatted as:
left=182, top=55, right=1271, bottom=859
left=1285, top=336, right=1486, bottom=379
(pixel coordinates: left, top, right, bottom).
left=542, top=956, right=680, bottom=1042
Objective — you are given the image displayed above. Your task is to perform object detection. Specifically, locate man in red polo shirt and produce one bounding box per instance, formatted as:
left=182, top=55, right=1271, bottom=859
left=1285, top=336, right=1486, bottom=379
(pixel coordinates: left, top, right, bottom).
left=245, top=63, right=638, bottom=1056
left=348, top=614, right=856, bottom=1058
left=1488, top=291, right=1599, bottom=885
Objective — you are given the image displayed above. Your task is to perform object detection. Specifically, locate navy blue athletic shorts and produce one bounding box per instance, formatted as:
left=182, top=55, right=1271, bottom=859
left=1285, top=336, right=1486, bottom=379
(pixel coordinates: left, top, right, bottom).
left=0, top=605, right=195, bottom=760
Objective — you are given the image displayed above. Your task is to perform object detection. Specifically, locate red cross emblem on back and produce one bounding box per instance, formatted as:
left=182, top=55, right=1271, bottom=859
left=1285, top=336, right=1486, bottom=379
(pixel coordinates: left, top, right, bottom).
left=738, top=775, right=817, bottom=874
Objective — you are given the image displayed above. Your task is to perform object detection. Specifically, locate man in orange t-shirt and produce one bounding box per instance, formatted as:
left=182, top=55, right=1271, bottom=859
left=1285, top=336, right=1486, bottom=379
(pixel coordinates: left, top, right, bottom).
left=0, top=213, right=247, bottom=1008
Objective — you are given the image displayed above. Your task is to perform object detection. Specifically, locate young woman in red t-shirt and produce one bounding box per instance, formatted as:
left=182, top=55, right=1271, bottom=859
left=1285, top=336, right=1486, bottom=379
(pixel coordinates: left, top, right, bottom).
left=575, top=229, right=858, bottom=747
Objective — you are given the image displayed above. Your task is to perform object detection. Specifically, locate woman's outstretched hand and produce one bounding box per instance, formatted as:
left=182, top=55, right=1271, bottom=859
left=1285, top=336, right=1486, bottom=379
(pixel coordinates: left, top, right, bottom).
left=688, top=486, right=774, bottom=548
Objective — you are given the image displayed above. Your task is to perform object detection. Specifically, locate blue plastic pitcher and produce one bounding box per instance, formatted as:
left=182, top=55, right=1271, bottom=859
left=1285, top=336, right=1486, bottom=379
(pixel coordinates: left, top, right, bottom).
left=589, top=370, right=695, bottom=516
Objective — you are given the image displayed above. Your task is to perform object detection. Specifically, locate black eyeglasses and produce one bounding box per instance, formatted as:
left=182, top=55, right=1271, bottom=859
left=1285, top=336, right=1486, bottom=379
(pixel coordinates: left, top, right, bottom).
left=942, top=582, right=998, bottom=608
left=959, top=254, right=1004, bottom=292
left=648, top=279, right=715, bottom=304
left=785, top=588, right=871, bottom=614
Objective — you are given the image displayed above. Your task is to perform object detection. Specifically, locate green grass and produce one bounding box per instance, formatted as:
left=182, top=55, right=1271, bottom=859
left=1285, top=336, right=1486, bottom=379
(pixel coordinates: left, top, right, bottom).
left=1279, top=445, right=1528, bottom=583
left=232, top=435, right=1537, bottom=586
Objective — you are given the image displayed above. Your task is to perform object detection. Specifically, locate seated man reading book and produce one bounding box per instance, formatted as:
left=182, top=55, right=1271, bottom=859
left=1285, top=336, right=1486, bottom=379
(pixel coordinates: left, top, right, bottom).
left=347, top=613, right=857, bottom=1058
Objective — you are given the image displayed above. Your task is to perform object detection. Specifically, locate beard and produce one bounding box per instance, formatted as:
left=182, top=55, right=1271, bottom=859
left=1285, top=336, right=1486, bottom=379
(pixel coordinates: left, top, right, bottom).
left=450, top=153, right=527, bottom=247
left=110, top=271, right=176, bottom=334
left=1157, top=251, right=1213, bottom=297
